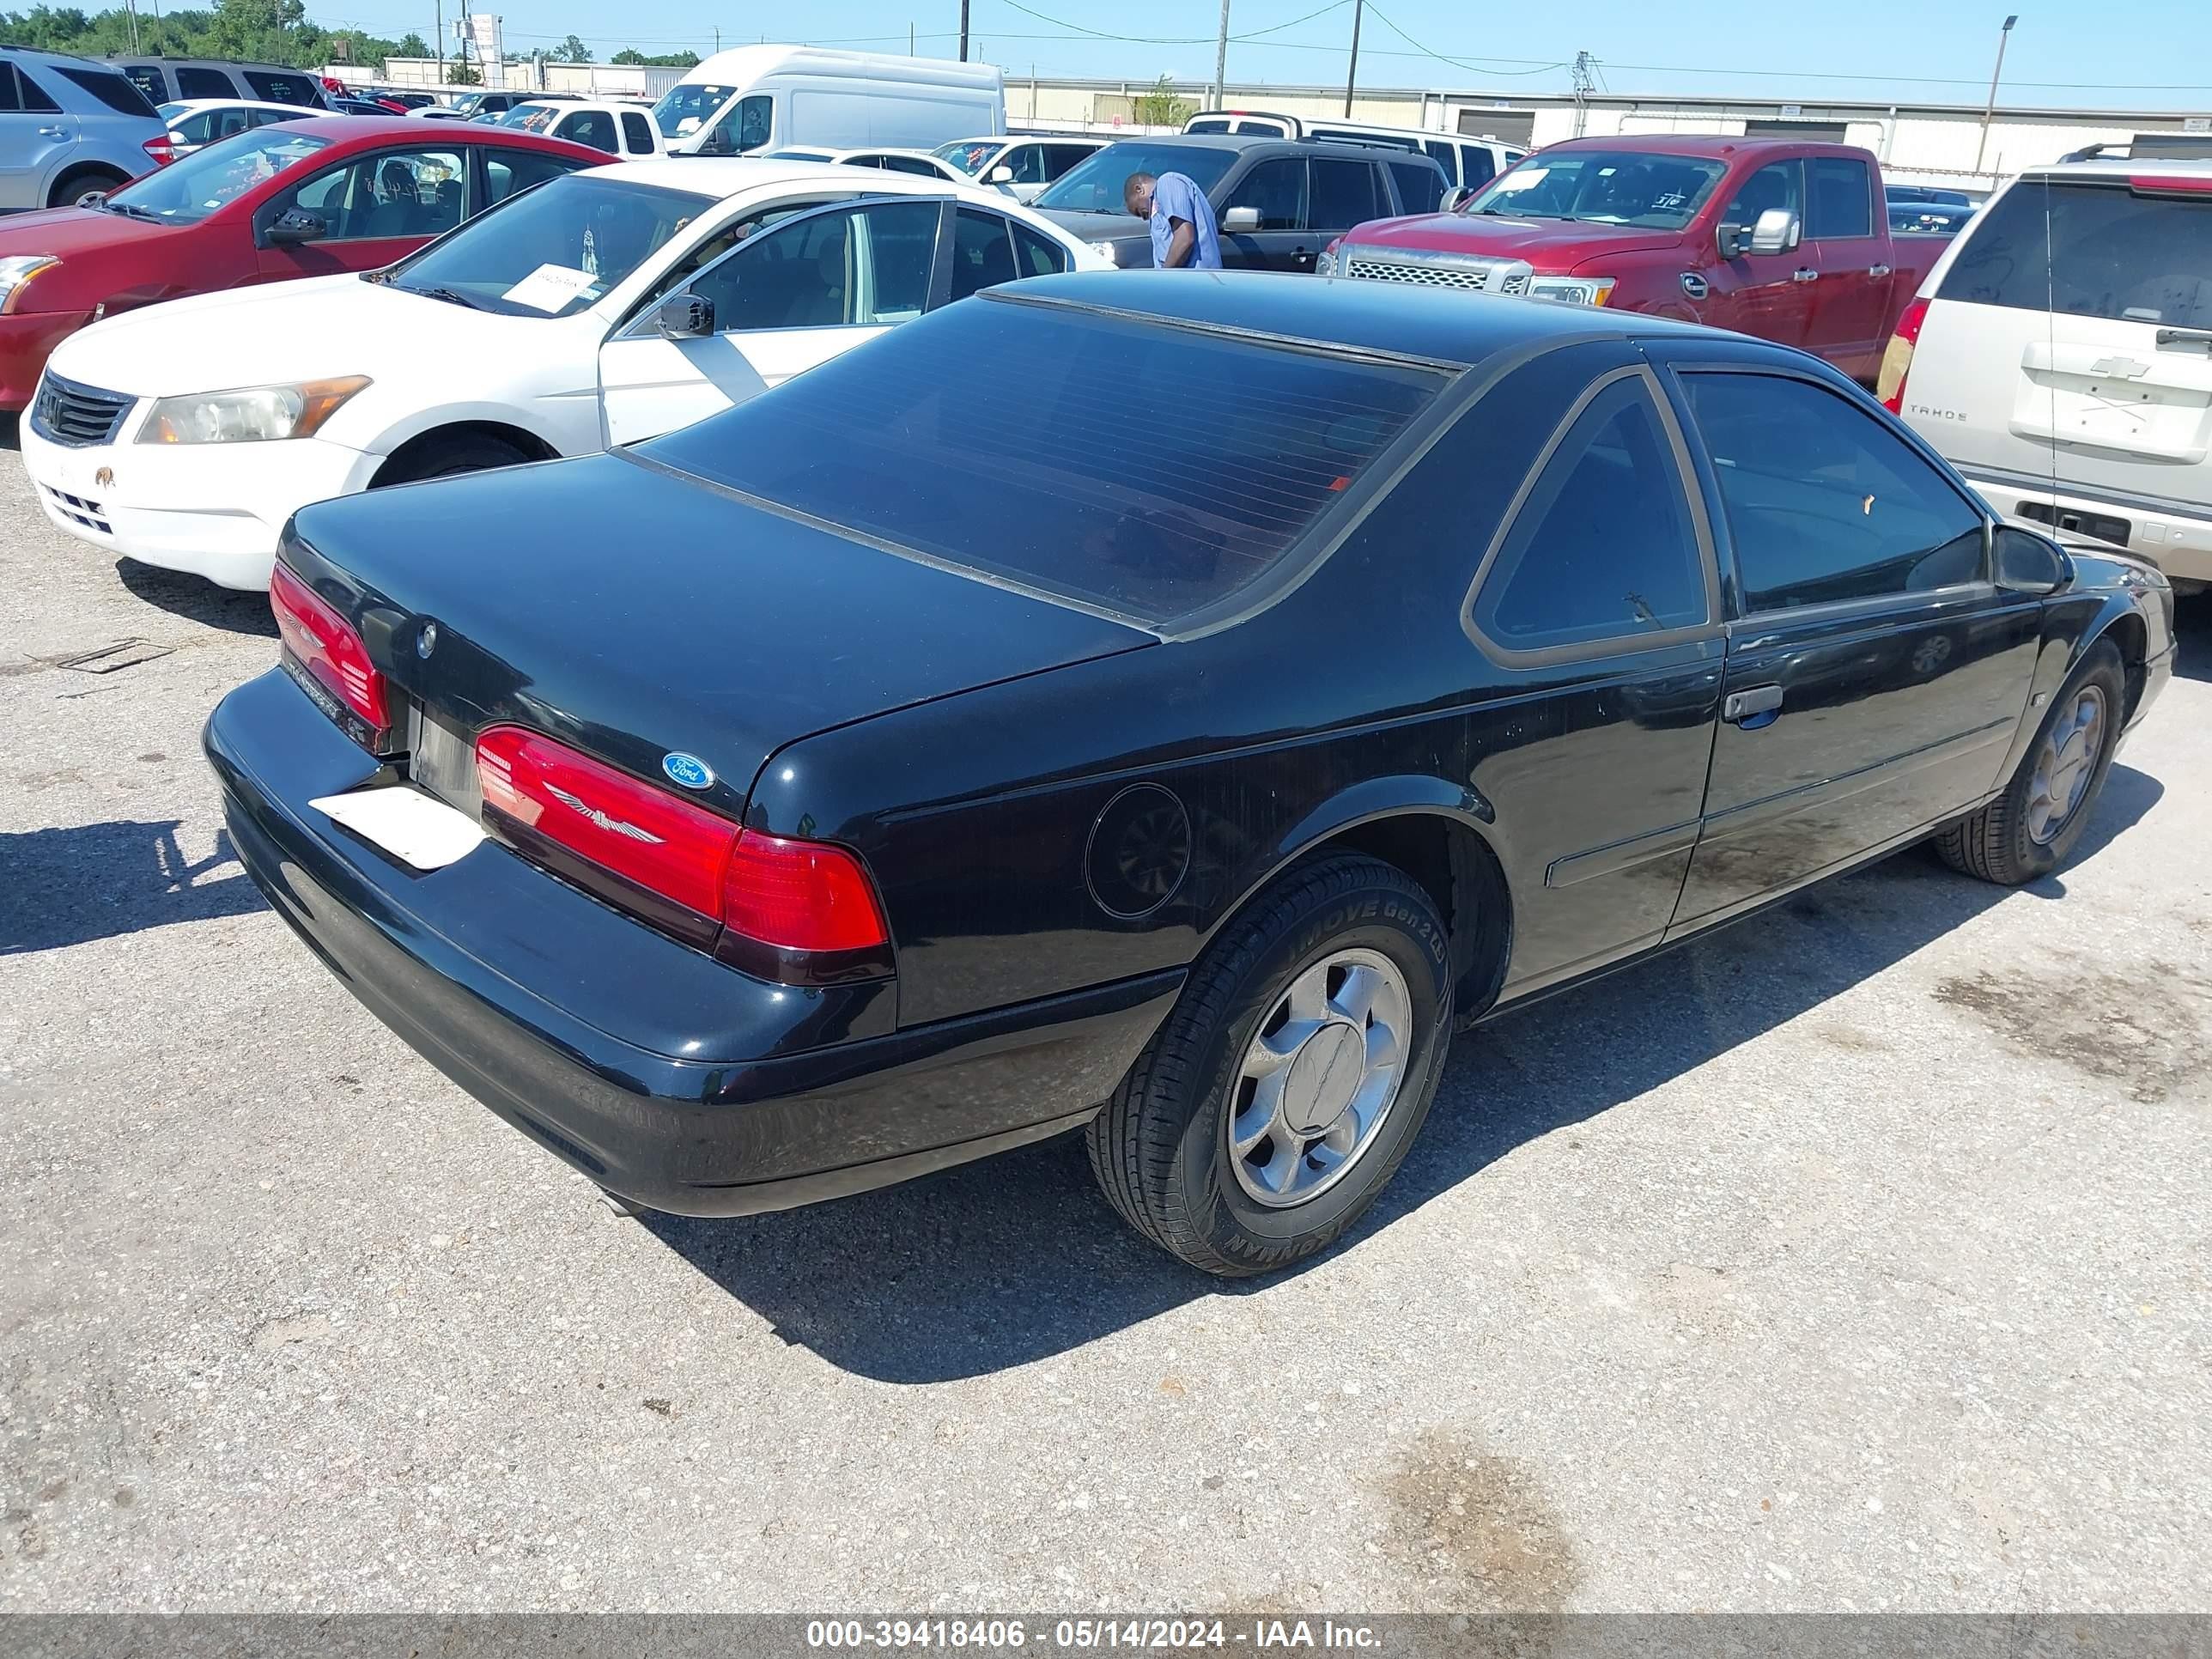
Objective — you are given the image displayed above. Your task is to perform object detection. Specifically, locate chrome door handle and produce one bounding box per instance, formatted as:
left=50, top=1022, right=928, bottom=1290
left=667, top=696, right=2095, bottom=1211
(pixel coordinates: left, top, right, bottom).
left=1869, top=263, right=1893, bottom=278
left=37, top=125, right=68, bottom=138
left=1723, top=684, right=1784, bottom=726
left=1791, top=268, right=1820, bottom=283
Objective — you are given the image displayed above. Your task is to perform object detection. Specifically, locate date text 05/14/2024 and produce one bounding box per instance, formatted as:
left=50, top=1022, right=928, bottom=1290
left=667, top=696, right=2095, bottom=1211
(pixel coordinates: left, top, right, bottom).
left=805, top=1620, right=1383, bottom=1650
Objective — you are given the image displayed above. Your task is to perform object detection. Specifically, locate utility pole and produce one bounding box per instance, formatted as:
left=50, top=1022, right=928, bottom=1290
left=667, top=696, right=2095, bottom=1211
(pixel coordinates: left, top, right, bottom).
left=1340, top=0, right=1362, bottom=117
left=1571, top=49, right=1594, bottom=137
left=958, top=0, right=969, bottom=61
left=714, top=26, right=720, bottom=52
left=122, top=0, right=138, bottom=52
left=908, top=22, right=915, bottom=55
left=434, top=0, right=444, bottom=83
left=1211, top=0, right=1229, bottom=109
left=1974, top=14, right=2018, bottom=174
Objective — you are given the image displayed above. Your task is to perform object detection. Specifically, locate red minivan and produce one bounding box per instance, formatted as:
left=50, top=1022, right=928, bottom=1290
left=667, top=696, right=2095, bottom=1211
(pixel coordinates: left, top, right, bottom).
left=0, top=115, right=603, bottom=410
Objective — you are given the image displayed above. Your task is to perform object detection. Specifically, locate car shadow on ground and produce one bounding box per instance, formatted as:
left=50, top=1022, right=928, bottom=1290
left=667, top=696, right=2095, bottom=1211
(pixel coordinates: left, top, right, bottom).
left=1, top=819, right=263, bottom=954
left=0, top=412, right=19, bottom=452
left=644, top=763, right=2164, bottom=1383
left=113, top=558, right=277, bottom=637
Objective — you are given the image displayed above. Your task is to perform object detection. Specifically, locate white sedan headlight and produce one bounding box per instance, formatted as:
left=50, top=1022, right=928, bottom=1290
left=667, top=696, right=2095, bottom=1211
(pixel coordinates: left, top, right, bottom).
left=137, top=377, right=371, bottom=446
left=0, top=255, right=60, bottom=315
left=1527, top=275, right=1617, bottom=307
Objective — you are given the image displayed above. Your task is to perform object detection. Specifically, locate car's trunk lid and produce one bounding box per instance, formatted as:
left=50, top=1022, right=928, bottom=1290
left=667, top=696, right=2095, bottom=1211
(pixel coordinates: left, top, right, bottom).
left=283, top=451, right=1156, bottom=815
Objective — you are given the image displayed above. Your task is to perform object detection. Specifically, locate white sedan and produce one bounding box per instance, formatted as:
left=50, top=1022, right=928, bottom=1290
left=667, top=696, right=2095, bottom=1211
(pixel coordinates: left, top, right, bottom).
left=22, top=159, right=1108, bottom=592
left=763, top=146, right=971, bottom=184
left=155, top=99, right=316, bottom=157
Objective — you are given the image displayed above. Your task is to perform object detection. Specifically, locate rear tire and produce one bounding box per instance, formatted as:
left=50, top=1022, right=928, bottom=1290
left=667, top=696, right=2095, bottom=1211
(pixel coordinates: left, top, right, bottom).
left=1088, top=854, right=1454, bottom=1277
left=374, top=433, right=533, bottom=487
left=50, top=165, right=128, bottom=210
left=1936, top=641, right=2124, bottom=885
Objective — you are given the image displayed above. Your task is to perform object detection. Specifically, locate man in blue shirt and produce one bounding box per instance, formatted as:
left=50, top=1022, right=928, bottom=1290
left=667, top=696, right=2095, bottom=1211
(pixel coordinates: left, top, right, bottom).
left=1124, top=171, right=1223, bottom=270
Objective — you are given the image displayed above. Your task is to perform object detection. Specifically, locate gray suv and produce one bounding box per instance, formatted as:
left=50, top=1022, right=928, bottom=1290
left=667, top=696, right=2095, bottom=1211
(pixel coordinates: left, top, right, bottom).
left=2, top=46, right=168, bottom=211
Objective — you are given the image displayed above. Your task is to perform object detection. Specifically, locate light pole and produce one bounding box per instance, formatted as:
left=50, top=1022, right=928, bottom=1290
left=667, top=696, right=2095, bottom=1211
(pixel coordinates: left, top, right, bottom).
left=1341, top=0, right=1364, bottom=118
left=1974, top=14, right=2018, bottom=174
left=958, top=0, right=969, bottom=61
left=1212, top=0, right=1229, bottom=109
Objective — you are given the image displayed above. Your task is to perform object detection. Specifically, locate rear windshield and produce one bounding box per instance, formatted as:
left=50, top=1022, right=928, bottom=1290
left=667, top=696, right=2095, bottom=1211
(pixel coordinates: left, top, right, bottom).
left=1036, top=143, right=1236, bottom=214
left=641, top=295, right=1446, bottom=626
left=1938, top=177, right=2212, bottom=330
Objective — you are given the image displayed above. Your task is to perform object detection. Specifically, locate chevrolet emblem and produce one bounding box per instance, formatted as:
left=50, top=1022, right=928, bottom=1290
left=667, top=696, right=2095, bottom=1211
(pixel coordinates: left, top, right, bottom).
left=2088, top=356, right=2149, bottom=379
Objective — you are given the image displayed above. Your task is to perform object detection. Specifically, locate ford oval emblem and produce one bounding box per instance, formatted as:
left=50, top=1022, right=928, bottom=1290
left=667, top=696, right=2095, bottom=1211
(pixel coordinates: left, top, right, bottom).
left=662, top=752, right=714, bottom=791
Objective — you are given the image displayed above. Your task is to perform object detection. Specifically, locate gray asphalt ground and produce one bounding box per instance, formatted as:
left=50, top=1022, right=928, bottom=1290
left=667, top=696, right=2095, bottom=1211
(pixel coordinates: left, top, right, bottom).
left=2, top=417, right=2209, bottom=1614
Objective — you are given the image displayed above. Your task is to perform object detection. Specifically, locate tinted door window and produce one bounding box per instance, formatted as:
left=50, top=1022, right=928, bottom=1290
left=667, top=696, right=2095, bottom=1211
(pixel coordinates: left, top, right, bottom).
left=1010, top=219, right=1068, bottom=277
left=57, top=67, right=159, bottom=116
left=723, top=93, right=771, bottom=152
left=693, top=199, right=938, bottom=331
left=3, top=64, right=61, bottom=112
left=948, top=207, right=1020, bottom=302
left=244, top=70, right=319, bottom=107
left=621, top=111, right=653, bottom=153
left=1462, top=144, right=1496, bottom=187
left=1184, top=118, right=1232, bottom=134
left=1001, top=143, right=1050, bottom=185
left=560, top=110, right=618, bottom=153
left=1472, top=375, right=1708, bottom=653
left=175, top=66, right=234, bottom=100
left=1937, top=178, right=2212, bottom=330
left=483, top=148, right=586, bottom=205
left=1388, top=159, right=1443, bottom=216
left=1309, top=157, right=1381, bottom=230
left=878, top=154, right=940, bottom=177
left=1682, top=372, right=1987, bottom=611
left=122, top=64, right=168, bottom=103
left=1224, top=158, right=1305, bottom=230
left=286, top=148, right=467, bottom=240
left=1722, top=159, right=1802, bottom=231
left=1808, top=155, right=1873, bottom=239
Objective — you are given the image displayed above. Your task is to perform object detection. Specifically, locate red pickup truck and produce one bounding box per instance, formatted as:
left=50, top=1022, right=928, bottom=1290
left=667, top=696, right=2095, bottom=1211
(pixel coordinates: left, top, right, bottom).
left=1322, top=135, right=1944, bottom=386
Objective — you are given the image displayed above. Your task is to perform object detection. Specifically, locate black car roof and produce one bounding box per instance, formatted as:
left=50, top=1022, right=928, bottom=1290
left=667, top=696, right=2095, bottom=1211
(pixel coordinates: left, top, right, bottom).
left=990, top=269, right=1723, bottom=371
left=1098, top=132, right=1426, bottom=164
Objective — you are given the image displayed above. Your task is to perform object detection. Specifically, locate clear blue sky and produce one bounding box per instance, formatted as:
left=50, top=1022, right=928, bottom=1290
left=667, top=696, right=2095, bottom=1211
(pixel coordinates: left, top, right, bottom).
left=321, top=0, right=2212, bottom=112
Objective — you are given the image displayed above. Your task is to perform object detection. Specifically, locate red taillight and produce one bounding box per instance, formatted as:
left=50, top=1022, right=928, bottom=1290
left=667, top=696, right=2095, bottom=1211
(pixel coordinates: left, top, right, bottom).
left=270, top=563, right=388, bottom=739
left=142, top=134, right=176, bottom=167
left=1876, top=296, right=1930, bottom=414
left=474, top=726, right=892, bottom=981
left=2130, top=174, right=2212, bottom=196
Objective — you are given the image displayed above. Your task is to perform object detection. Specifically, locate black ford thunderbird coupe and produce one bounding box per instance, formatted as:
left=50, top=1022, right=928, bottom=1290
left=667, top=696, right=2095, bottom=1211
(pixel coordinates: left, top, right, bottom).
left=206, top=270, right=2174, bottom=1276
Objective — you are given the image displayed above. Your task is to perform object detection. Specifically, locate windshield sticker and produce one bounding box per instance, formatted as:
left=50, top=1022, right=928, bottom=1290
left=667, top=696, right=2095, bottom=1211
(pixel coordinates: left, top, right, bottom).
left=501, top=263, right=599, bottom=312
left=1492, top=167, right=1547, bottom=191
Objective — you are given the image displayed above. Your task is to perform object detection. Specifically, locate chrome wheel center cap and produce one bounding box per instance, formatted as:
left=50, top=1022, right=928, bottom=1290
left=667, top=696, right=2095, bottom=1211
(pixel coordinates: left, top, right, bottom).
left=1282, top=1020, right=1364, bottom=1136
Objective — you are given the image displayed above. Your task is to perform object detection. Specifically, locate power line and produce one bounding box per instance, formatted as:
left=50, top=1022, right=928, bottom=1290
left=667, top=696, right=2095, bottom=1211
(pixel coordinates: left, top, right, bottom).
left=1363, top=3, right=1566, bottom=76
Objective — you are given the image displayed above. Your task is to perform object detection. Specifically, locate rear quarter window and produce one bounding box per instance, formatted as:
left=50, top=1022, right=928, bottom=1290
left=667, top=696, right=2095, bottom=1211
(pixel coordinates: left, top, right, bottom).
left=1939, top=177, right=2212, bottom=330
left=1389, top=159, right=1443, bottom=216
left=245, top=70, right=320, bottom=107
left=641, top=295, right=1446, bottom=626
left=57, top=66, right=160, bottom=117
left=175, top=65, right=234, bottom=100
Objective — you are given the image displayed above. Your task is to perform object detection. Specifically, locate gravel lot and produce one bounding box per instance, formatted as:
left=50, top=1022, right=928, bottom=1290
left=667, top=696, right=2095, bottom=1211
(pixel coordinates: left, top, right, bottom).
left=3, top=415, right=2209, bottom=1614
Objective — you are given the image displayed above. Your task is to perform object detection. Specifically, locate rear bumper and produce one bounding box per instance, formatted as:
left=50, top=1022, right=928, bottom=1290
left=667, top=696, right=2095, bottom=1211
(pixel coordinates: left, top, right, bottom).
left=0, top=310, right=91, bottom=412
left=1960, top=470, right=2212, bottom=586
left=204, top=669, right=1179, bottom=1216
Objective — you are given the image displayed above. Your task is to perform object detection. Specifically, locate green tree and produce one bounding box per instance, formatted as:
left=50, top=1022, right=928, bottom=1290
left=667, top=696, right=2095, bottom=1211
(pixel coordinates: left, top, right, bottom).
left=1132, top=75, right=1194, bottom=128
left=445, top=58, right=479, bottom=84
left=556, top=31, right=591, bottom=64
left=393, top=29, right=428, bottom=56
left=609, top=46, right=644, bottom=65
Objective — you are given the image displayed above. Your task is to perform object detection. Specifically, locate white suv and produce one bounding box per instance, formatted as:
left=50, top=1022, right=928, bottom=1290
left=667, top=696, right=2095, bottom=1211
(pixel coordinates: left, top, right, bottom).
left=1881, top=146, right=2212, bottom=591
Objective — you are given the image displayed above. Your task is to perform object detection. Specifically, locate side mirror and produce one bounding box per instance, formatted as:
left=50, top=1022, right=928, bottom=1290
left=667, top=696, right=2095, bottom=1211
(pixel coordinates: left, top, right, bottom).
left=1221, top=204, right=1261, bottom=233
left=987, top=164, right=1014, bottom=185
left=655, top=291, right=715, bottom=339
left=1441, top=186, right=1473, bottom=214
left=1995, top=526, right=2073, bottom=595
left=1717, top=221, right=1748, bottom=259
left=1748, top=207, right=1801, bottom=255
left=265, top=208, right=328, bottom=246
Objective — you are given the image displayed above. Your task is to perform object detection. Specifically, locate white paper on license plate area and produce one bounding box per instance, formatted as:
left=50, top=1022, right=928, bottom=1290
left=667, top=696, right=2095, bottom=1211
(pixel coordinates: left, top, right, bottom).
left=309, top=785, right=484, bottom=872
